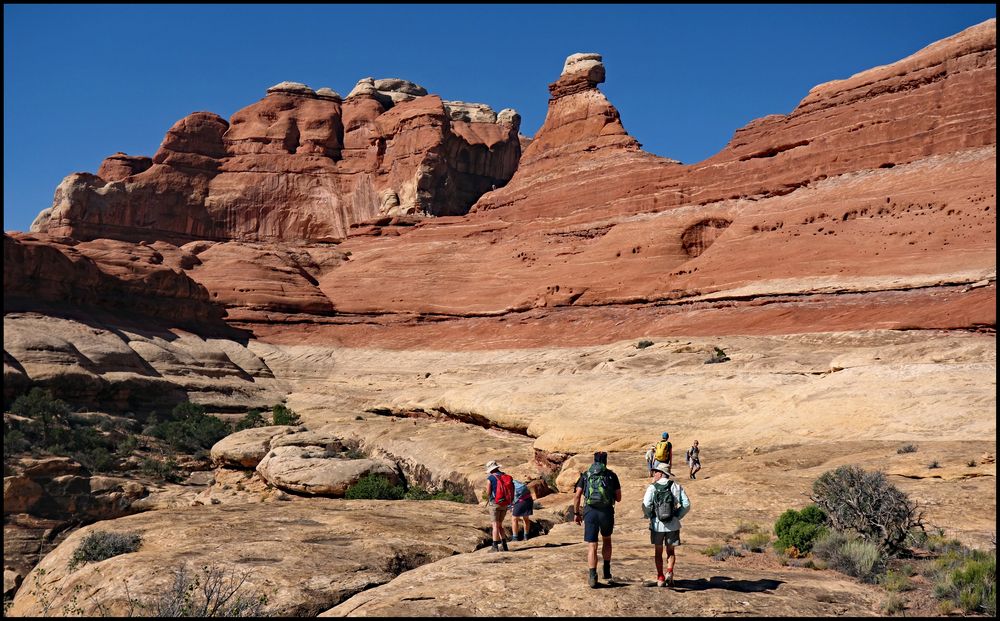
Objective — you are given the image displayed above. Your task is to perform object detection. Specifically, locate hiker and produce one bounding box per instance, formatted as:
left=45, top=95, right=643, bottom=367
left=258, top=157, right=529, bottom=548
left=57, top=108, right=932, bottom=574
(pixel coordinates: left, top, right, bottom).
left=652, top=432, right=673, bottom=474
left=642, top=462, right=691, bottom=587
left=573, top=451, right=622, bottom=588
left=511, top=478, right=534, bottom=541
left=644, top=444, right=656, bottom=477
left=686, top=439, right=701, bottom=479
left=483, top=460, right=515, bottom=552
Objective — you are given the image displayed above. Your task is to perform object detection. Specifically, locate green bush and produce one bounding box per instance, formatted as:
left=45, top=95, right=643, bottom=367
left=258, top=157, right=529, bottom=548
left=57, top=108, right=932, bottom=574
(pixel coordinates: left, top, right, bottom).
left=68, top=531, right=142, bottom=570
left=812, top=530, right=886, bottom=583
left=929, top=547, right=995, bottom=616
left=140, top=456, right=182, bottom=483
left=403, top=487, right=467, bottom=502
left=234, top=409, right=268, bottom=431
left=148, top=403, right=231, bottom=453
left=881, top=569, right=915, bottom=592
left=811, top=466, right=921, bottom=554
left=744, top=532, right=771, bottom=553
left=773, top=504, right=828, bottom=554
left=271, top=404, right=301, bottom=426
left=345, top=475, right=404, bottom=500
left=10, top=388, right=71, bottom=445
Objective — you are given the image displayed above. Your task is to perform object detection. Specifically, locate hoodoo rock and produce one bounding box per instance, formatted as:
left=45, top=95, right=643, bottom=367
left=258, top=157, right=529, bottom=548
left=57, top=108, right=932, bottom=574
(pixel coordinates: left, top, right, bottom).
left=31, top=80, right=521, bottom=244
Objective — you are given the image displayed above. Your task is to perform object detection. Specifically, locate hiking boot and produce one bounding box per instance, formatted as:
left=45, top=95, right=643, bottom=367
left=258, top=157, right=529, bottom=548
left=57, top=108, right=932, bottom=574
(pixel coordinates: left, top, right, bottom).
left=489, top=542, right=499, bottom=553
left=501, top=539, right=509, bottom=552
left=588, top=570, right=599, bottom=589
left=656, top=575, right=666, bottom=587
left=665, top=571, right=674, bottom=586
left=602, top=561, right=612, bottom=580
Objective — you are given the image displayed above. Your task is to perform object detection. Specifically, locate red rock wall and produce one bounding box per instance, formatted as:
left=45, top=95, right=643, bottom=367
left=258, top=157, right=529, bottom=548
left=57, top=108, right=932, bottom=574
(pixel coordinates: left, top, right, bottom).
left=33, top=90, right=522, bottom=245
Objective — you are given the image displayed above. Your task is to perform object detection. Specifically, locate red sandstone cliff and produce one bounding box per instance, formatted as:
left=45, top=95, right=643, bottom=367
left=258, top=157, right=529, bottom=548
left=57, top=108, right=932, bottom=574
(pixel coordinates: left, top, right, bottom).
left=8, top=20, right=997, bottom=349
left=32, top=82, right=521, bottom=244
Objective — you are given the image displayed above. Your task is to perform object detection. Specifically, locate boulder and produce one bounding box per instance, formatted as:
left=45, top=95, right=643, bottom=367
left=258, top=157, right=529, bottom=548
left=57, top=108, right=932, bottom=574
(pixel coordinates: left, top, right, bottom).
left=255, top=445, right=400, bottom=496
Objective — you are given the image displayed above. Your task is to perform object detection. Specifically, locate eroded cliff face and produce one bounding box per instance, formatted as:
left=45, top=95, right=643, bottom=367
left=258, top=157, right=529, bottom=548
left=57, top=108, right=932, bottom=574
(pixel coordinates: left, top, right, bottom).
left=33, top=82, right=521, bottom=244
left=8, top=20, right=998, bottom=348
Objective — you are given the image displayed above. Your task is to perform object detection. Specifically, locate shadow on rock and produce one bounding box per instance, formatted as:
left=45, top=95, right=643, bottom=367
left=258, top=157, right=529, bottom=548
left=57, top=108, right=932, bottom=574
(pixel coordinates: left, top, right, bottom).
left=672, top=575, right=783, bottom=593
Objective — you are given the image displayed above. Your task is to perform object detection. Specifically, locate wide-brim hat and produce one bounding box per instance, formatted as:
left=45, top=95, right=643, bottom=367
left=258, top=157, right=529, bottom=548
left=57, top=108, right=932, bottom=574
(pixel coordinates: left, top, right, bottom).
left=653, top=463, right=672, bottom=477
left=485, top=460, right=501, bottom=473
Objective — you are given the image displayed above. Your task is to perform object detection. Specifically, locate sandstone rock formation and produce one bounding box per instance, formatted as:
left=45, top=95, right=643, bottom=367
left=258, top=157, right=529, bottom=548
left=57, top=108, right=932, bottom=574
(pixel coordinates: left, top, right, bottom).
left=3, top=19, right=997, bottom=618
left=31, top=79, right=522, bottom=244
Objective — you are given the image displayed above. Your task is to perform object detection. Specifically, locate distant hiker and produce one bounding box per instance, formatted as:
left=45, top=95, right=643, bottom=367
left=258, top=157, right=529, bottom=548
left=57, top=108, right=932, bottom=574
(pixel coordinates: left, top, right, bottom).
left=484, top=461, right=514, bottom=552
left=511, top=478, right=534, bottom=541
left=686, top=440, right=701, bottom=479
left=642, top=463, right=691, bottom=587
left=652, top=432, right=673, bottom=474
left=573, top=451, right=623, bottom=588
left=644, top=444, right=656, bottom=477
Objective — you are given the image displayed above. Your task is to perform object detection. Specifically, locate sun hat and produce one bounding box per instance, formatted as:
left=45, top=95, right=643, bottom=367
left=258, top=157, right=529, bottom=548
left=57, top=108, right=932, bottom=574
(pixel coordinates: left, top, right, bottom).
left=485, top=460, right=501, bottom=474
left=653, top=463, right=672, bottom=477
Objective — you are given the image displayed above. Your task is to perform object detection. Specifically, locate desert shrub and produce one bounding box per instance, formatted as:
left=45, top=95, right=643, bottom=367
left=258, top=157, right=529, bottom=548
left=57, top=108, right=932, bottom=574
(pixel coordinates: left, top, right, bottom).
left=271, top=404, right=301, bottom=426
left=115, top=434, right=140, bottom=457
left=881, top=593, right=906, bottom=615
left=3, top=424, right=29, bottom=458
left=812, top=530, right=886, bottom=583
left=148, top=403, right=231, bottom=453
left=10, top=388, right=71, bottom=445
left=734, top=520, right=762, bottom=535
left=896, top=444, right=918, bottom=454
left=129, top=563, right=271, bottom=617
left=927, top=460, right=940, bottom=469
left=773, top=504, right=828, bottom=554
left=68, top=531, right=142, bottom=570
left=234, top=409, right=267, bottom=431
left=712, top=544, right=743, bottom=561
left=76, top=447, right=115, bottom=473
left=636, top=340, right=654, bottom=349
left=929, top=546, right=995, bottom=616
left=140, top=456, right=182, bottom=483
left=269, top=404, right=293, bottom=426
left=403, top=486, right=467, bottom=502
left=811, top=465, right=922, bottom=554
left=966, top=459, right=977, bottom=467
left=881, top=569, right=915, bottom=592
left=743, top=532, right=771, bottom=553
left=702, top=543, right=722, bottom=557
left=345, top=474, right=404, bottom=500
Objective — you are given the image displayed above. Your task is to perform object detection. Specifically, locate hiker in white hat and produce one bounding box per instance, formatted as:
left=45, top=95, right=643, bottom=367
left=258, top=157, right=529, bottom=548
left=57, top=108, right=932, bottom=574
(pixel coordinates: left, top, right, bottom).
left=642, top=462, right=691, bottom=587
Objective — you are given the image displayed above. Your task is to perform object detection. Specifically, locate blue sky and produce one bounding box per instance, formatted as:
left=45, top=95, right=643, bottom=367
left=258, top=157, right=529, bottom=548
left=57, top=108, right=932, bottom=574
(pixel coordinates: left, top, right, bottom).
left=3, top=4, right=995, bottom=233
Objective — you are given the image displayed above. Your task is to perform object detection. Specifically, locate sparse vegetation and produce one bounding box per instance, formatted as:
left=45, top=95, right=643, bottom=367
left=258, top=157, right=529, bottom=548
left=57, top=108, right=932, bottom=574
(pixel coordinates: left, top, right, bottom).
left=234, top=409, right=267, bottom=431
left=896, top=444, right=918, bottom=454
left=270, top=404, right=301, bottom=426
left=712, top=544, right=743, bottom=561
left=928, top=460, right=940, bottom=469
left=344, top=474, right=405, bottom=500
left=129, top=563, right=272, bottom=617
left=967, top=459, right=978, bottom=467
left=636, top=340, right=654, bottom=349
left=403, top=486, right=467, bottom=502
left=812, top=530, right=885, bottom=583
left=146, top=403, right=231, bottom=453
left=140, top=456, right=182, bottom=483
left=811, top=465, right=922, bottom=555
left=773, top=504, right=828, bottom=555
left=744, top=532, right=771, bottom=553
left=927, top=544, right=996, bottom=616
left=881, top=592, right=906, bottom=615
left=68, top=531, right=142, bottom=570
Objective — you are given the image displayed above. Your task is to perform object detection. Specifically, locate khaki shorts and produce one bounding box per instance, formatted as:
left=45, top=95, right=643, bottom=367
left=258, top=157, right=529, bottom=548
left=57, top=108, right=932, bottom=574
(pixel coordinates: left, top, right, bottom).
left=487, top=503, right=509, bottom=522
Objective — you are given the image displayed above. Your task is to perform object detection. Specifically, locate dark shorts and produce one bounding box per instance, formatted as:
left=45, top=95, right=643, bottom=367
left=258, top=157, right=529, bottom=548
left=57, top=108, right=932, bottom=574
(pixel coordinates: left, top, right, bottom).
left=651, top=530, right=681, bottom=546
left=512, top=496, right=533, bottom=517
left=583, top=506, right=614, bottom=542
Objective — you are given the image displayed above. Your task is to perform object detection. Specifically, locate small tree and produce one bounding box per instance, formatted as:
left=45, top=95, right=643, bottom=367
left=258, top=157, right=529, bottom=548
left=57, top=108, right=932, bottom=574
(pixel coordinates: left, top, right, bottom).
left=271, top=404, right=301, bottom=426
left=10, top=388, right=70, bottom=445
left=811, top=465, right=923, bottom=555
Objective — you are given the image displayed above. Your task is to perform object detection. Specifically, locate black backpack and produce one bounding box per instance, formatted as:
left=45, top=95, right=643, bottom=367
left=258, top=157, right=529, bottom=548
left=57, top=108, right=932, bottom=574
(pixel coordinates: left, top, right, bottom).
left=584, top=463, right=614, bottom=509
left=650, top=481, right=677, bottom=523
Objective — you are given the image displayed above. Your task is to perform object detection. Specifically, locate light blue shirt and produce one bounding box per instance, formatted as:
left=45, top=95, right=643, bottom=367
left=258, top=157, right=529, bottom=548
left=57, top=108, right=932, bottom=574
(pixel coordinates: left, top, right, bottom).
left=642, top=478, right=690, bottom=532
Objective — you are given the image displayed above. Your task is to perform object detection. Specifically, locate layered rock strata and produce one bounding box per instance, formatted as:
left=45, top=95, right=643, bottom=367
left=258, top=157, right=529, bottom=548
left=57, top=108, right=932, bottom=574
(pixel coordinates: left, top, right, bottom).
left=32, top=81, right=521, bottom=244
